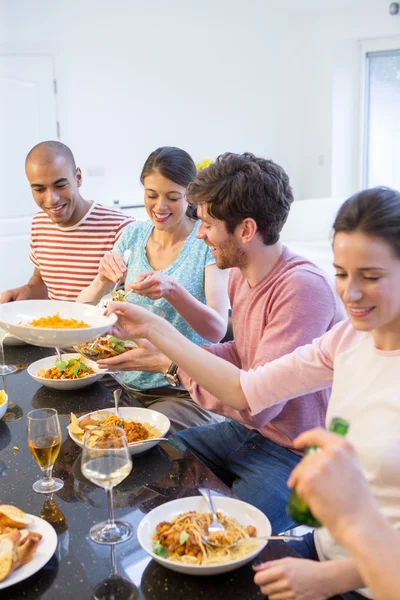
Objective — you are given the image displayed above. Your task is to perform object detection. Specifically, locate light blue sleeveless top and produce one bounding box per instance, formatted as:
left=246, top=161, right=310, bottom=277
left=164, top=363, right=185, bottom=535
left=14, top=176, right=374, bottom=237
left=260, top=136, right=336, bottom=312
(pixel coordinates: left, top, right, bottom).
left=113, top=220, right=215, bottom=390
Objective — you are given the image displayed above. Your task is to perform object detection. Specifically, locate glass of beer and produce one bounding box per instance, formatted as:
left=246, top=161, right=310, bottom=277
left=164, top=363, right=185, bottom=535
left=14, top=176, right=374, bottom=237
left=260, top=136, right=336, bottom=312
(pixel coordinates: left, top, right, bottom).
left=81, top=426, right=133, bottom=544
left=27, top=408, right=64, bottom=494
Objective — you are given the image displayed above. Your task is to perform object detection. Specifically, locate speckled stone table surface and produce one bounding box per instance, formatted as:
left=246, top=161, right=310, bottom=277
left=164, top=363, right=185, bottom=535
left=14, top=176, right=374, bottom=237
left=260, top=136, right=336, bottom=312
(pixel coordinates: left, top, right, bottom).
left=0, top=344, right=343, bottom=600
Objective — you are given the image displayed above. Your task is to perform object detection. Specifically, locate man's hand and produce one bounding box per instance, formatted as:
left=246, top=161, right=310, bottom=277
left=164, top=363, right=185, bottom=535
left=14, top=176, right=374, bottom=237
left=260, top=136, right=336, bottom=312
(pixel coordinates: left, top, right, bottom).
left=97, top=338, right=170, bottom=373
left=0, top=285, right=32, bottom=304
left=106, top=301, right=159, bottom=341
left=288, top=428, right=379, bottom=542
left=128, top=271, right=175, bottom=300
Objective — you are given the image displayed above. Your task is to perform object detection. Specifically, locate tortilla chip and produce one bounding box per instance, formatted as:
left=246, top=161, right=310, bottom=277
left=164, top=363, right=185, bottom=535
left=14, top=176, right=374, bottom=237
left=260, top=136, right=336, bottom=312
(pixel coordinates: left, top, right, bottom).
left=67, top=412, right=84, bottom=436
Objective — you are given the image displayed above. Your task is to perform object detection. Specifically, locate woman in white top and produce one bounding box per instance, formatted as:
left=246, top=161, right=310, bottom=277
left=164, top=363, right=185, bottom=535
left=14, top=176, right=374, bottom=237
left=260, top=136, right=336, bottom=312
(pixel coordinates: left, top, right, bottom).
left=103, top=186, right=400, bottom=599
left=253, top=427, right=400, bottom=600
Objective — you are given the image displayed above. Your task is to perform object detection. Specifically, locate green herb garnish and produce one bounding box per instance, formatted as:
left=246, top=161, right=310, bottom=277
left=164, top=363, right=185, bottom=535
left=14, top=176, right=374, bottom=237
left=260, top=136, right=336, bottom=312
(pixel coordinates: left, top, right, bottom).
left=179, top=530, right=189, bottom=545
left=55, top=359, right=67, bottom=372
left=153, top=541, right=168, bottom=558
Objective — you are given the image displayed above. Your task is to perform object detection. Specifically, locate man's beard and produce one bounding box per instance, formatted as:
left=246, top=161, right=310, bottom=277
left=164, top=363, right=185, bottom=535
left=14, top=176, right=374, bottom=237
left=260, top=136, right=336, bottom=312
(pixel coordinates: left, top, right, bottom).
left=214, top=239, right=247, bottom=270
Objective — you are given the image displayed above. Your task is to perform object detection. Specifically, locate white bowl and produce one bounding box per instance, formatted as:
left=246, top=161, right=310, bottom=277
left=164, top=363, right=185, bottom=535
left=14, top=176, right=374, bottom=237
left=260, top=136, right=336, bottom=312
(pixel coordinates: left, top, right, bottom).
left=0, top=300, right=117, bottom=348
left=3, top=334, right=27, bottom=346
left=27, top=353, right=105, bottom=390
left=137, top=496, right=271, bottom=575
left=68, top=406, right=170, bottom=456
left=0, top=393, right=8, bottom=419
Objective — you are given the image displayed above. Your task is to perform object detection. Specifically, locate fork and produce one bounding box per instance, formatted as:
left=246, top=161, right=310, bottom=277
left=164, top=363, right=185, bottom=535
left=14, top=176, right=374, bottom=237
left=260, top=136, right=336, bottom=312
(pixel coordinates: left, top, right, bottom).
left=201, top=534, right=304, bottom=548
left=111, top=249, right=131, bottom=295
left=198, top=487, right=303, bottom=547
left=197, top=487, right=226, bottom=539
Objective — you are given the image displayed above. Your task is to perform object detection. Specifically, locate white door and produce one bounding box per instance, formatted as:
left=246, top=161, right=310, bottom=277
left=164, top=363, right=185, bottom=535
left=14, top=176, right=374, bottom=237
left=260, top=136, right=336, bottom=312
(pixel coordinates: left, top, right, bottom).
left=0, top=55, right=58, bottom=290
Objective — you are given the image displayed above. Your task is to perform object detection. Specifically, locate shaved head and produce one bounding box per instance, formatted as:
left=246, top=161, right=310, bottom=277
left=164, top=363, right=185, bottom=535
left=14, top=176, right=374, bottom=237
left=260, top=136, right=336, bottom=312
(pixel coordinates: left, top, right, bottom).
left=25, top=141, right=87, bottom=227
left=25, top=141, right=76, bottom=172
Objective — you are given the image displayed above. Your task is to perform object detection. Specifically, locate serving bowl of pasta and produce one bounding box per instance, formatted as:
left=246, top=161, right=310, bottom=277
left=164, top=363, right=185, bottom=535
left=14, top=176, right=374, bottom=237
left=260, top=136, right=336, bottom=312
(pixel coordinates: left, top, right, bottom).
left=27, top=353, right=105, bottom=390
left=67, top=407, right=170, bottom=456
left=137, top=495, right=271, bottom=575
left=0, top=300, right=117, bottom=348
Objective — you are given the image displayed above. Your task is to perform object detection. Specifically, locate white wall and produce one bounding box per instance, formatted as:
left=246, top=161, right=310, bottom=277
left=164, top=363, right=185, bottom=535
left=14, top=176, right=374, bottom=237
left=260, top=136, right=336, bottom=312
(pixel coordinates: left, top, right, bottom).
left=295, top=0, right=400, bottom=198
left=1, top=0, right=399, bottom=207
left=1, top=0, right=308, bottom=205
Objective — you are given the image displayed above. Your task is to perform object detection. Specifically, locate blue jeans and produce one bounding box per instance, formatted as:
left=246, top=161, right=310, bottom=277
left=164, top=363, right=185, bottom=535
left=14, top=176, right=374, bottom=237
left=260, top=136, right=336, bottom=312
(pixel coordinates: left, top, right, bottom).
left=289, top=533, right=366, bottom=600
left=172, top=420, right=300, bottom=532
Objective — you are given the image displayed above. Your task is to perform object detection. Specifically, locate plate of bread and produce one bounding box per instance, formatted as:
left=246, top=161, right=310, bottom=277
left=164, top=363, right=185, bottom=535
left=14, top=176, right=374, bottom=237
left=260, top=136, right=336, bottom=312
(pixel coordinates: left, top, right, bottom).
left=0, top=504, right=57, bottom=589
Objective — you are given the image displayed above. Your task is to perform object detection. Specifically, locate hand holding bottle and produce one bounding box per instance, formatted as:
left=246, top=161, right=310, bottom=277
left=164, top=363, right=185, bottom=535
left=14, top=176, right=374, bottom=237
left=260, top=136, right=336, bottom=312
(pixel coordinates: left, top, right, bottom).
left=287, top=427, right=379, bottom=542
left=286, top=417, right=349, bottom=527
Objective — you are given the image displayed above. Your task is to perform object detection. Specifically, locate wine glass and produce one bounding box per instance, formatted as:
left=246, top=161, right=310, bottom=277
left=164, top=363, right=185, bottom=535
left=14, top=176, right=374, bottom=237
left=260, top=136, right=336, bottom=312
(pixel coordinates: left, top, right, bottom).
left=27, top=408, right=64, bottom=493
left=0, top=326, right=17, bottom=375
left=81, top=426, right=133, bottom=544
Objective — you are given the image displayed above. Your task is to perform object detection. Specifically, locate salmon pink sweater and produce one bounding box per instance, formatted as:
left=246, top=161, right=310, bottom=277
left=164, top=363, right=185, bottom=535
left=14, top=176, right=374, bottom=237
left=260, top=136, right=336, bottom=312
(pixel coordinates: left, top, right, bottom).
left=178, top=246, right=345, bottom=452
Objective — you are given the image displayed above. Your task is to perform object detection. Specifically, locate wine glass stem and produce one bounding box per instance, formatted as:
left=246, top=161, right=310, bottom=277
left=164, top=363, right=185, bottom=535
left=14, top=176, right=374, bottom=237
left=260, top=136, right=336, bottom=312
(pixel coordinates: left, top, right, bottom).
left=106, top=488, right=116, bottom=527
left=2, top=374, right=7, bottom=396
left=0, top=340, right=5, bottom=367
left=42, top=465, right=54, bottom=484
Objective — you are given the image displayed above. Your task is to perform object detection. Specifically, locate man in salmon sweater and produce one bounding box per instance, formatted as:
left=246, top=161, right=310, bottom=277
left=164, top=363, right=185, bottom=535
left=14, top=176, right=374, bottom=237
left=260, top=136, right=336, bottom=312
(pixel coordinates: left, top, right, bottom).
left=101, top=152, right=345, bottom=532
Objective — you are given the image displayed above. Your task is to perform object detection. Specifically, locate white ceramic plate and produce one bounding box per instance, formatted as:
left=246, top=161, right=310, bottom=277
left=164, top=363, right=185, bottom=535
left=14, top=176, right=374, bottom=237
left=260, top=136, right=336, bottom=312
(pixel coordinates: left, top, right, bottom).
left=137, top=496, right=271, bottom=576
left=0, top=300, right=117, bottom=348
left=68, top=406, right=170, bottom=456
left=27, top=353, right=105, bottom=390
left=0, top=514, right=58, bottom=590
left=3, top=334, right=27, bottom=346
left=0, top=393, right=8, bottom=419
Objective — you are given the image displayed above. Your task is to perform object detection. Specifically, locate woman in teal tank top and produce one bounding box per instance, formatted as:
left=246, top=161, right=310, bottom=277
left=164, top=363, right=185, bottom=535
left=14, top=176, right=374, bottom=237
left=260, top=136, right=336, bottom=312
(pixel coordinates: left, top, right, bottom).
left=78, top=147, right=229, bottom=431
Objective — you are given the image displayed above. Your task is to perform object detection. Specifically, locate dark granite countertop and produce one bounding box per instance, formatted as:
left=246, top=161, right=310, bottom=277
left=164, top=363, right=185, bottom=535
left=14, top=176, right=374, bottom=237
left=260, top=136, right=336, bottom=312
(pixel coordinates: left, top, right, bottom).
left=0, top=344, right=341, bottom=600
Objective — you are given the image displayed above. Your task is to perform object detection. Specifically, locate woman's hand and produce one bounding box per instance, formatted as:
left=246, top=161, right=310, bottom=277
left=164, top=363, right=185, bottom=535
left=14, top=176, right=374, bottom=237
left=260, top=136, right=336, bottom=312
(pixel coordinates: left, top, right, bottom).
left=253, top=557, right=330, bottom=600
left=288, top=428, right=378, bottom=542
left=97, top=339, right=170, bottom=373
left=127, top=271, right=175, bottom=300
left=98, top=251, right=127, bottom=284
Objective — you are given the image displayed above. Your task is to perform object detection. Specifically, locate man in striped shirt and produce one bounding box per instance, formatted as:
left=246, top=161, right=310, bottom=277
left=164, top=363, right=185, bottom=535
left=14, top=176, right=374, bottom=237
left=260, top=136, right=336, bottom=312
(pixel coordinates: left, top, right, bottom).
left=0, top=141, right=134, bottom=302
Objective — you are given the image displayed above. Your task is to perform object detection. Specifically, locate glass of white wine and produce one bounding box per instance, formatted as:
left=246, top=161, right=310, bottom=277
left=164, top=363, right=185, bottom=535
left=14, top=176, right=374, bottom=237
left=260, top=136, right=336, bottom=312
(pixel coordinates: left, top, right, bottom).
left=81, top=426, right=133, bottom=544
left=27, top=408, right=64, bottom=494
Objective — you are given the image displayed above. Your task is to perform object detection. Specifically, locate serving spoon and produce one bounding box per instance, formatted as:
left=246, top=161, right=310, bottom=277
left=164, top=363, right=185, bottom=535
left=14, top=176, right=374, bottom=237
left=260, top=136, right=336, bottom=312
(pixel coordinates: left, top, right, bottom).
left=113, top=388, right=122, bottom=418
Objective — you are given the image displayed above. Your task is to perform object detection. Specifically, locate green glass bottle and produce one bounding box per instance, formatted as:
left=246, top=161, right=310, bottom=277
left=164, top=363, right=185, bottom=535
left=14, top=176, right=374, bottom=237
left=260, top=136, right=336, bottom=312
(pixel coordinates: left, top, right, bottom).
left=286, top=417, right=350, bottom=528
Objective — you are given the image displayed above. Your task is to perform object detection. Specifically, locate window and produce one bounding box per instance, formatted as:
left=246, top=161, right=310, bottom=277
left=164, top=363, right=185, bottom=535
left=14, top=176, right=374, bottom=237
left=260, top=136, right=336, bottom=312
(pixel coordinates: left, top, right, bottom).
left=362, top=49, right=400, bottom=189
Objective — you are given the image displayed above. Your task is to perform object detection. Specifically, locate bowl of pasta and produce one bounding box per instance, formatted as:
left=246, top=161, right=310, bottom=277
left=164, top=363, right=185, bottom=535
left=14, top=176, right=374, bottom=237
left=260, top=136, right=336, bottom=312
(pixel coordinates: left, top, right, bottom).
left=137, top=495, right=271, bottom=575
left=0, top=300, right=117, bottom=348
left=27, top=354, right=105, bottom=390
left=67, top=407, right=170, bottom=456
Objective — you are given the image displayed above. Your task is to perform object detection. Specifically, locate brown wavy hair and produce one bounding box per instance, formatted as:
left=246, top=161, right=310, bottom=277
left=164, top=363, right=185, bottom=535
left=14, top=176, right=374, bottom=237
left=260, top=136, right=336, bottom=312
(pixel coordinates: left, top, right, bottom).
left=186, top=152, right=294, bottom=245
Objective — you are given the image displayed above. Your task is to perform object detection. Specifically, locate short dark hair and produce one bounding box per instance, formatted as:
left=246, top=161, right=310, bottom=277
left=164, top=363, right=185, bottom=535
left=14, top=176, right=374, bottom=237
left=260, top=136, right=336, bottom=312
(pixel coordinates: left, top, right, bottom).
left=333, top=187, right=400, bottom=258
left=25, top=141, right=76, bottom=172
left=186, top=152, right=294, bottom=245
left=140, top=147, right=197, bottom=219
